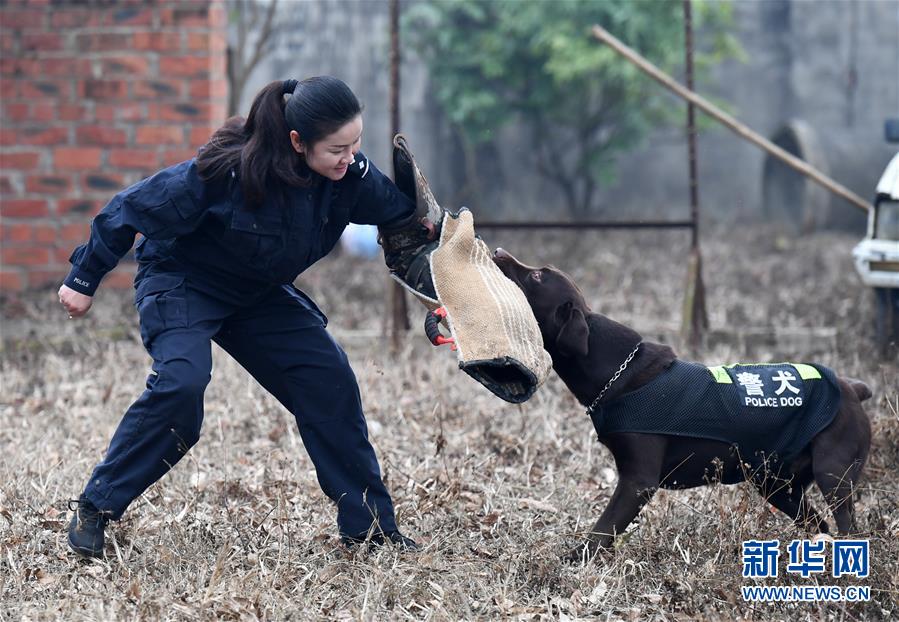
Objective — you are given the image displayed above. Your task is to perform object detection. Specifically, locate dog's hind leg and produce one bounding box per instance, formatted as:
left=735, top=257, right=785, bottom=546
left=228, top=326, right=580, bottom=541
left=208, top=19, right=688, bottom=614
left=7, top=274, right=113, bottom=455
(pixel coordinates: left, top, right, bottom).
left=814, top=463, right=861, bottom=536
left=753, top=466, right=829, bottom=534
left=792, top=486, right=829, bottom=534
left=812, top=437, right=867, bottom=535
left=812, top=393, right=871, bottom=536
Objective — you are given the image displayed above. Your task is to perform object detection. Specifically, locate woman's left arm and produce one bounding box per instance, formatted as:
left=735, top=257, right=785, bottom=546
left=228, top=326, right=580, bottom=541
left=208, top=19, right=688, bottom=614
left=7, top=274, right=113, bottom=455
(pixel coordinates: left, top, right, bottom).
left=346, top=153, right=416, bottom=227
left=344, top=153, right=438, bottom=295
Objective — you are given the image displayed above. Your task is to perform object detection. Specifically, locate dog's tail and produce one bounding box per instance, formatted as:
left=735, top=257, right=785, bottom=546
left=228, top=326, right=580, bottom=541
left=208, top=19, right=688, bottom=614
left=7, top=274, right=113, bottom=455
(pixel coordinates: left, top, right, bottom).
left=846, top=378, right=873, bottom=402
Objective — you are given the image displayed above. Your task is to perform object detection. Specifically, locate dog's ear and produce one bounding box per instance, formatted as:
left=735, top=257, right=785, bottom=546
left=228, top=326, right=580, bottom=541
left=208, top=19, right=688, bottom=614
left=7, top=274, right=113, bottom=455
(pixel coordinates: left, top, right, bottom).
left=554, top=301, right=589, bottom=358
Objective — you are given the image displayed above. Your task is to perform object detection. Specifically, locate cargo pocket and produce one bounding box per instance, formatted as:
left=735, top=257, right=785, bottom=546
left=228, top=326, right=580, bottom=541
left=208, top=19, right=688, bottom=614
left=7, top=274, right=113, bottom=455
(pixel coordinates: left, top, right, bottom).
left=135, top=274, right=188, bottom=350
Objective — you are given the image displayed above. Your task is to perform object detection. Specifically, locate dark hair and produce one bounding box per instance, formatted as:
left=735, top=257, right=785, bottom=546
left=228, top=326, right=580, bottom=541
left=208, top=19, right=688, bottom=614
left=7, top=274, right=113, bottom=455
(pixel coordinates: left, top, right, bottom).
left=196, top=76, right=362, bottom=208
left=286, top=76, right=362, bottom=145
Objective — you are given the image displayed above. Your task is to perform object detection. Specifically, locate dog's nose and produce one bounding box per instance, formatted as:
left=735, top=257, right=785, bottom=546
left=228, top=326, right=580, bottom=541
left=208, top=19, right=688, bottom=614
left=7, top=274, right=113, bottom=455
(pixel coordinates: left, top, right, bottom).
left=494, top=247, right=510, bottom=260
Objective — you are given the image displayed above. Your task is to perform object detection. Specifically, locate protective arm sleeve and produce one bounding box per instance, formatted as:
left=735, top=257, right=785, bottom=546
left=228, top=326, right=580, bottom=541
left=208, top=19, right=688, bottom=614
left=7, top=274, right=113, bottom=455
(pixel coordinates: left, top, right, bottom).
left=340, top=153, right=435, bottom=297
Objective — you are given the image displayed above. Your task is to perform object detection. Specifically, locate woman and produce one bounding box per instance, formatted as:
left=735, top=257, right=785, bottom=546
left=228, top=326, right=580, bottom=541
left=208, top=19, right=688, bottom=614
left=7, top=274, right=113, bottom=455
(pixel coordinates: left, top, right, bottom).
left=59, top=76, right=421, bottom=557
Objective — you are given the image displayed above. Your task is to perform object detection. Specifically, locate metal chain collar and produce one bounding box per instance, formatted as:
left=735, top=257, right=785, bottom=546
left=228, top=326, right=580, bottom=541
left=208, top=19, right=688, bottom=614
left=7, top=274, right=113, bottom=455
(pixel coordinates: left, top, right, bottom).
left=585, top=341, right=642, bottom=417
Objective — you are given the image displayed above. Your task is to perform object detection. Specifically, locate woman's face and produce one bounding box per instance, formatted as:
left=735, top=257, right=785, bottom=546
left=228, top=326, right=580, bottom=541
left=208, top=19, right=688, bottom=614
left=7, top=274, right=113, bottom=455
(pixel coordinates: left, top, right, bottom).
left=291, top=115, right=363, bottom=181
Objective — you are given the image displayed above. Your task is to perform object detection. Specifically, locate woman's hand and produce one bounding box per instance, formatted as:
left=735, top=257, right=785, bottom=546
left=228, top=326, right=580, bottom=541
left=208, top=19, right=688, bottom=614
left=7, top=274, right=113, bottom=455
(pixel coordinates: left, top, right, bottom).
left=58, top=284, right=93, bottom=318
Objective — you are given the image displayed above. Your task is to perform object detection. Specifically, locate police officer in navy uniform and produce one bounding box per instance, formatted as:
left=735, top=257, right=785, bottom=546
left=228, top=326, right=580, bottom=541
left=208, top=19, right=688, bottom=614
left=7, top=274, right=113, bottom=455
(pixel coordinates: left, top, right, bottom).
left=59, top=76, right=426, bottom=557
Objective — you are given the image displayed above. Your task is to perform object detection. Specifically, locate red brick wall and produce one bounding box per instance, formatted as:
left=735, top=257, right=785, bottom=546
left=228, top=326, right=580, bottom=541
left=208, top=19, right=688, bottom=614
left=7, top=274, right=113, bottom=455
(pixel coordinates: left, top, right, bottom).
left=0, top=0, right=227, bottom=292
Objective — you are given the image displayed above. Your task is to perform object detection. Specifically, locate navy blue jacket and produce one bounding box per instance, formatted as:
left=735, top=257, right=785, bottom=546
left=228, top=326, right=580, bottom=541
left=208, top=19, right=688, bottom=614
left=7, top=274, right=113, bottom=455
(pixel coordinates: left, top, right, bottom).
left=63, top=153, right=415, bottom=304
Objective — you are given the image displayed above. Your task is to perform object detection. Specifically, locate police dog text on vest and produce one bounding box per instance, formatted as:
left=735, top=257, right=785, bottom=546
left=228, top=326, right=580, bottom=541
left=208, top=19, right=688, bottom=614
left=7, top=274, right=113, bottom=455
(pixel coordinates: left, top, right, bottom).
left=745, top=396, right=804, bottom=407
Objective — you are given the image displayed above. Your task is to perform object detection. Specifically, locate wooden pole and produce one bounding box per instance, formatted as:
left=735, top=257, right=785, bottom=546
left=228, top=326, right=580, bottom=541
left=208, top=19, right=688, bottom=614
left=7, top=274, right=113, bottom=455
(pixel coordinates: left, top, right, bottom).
left=388, top=0, right=409, bottom=352
left=591, top=24, right=872, bottom=213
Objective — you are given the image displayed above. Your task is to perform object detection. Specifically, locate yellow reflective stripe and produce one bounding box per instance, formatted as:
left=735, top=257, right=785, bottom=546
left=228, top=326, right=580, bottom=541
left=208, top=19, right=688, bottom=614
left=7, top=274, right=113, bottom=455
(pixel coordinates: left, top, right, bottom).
left=706, top=362, right=820, bottom=382
left=792, top=363, right=821, bottom=380
left=707, top=366, right=733, bottom=383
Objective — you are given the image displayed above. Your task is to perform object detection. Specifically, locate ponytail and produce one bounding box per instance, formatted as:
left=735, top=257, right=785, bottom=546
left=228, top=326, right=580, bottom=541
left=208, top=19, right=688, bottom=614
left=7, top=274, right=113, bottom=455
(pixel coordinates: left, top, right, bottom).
left=197, top=76, right=362, bottom=209
left=196, top=80, right=312, bottom=209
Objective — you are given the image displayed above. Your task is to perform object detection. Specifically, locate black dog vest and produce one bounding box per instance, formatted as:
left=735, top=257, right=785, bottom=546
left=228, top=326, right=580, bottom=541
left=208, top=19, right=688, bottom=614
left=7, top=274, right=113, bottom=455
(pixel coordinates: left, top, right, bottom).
left=590, top=360, right=842, bottom=464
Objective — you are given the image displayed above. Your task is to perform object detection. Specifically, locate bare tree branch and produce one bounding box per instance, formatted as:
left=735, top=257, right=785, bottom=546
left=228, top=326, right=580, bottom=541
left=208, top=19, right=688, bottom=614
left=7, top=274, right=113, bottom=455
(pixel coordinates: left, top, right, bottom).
left=227, top=0, right=280, bottom=117
left=242, top=0, right=277, bottom=85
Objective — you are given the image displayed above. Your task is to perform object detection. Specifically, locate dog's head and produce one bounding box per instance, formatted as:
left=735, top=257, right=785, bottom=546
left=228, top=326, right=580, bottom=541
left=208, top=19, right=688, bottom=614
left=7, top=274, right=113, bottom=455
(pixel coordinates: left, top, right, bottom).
left=493, top=248, right=591, bottom=358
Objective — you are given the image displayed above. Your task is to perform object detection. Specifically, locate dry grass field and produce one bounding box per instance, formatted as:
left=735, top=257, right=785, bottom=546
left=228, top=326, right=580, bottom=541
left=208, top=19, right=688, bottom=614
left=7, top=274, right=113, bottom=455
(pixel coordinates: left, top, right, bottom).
left=1, top=224, right=897, bottom=620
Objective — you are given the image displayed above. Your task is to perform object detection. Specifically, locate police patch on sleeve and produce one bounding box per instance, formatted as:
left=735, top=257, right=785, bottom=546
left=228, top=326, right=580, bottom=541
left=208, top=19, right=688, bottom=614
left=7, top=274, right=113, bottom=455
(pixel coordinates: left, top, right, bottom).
left=347, top=153, right=370, bottom=178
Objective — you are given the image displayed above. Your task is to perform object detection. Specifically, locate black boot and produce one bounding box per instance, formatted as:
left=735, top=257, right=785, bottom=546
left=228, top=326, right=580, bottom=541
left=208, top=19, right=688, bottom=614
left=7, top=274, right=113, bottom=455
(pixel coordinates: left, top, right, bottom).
left=68, top=496, right=109, bottom=558
left=384, top=531, right=420, bottom=551
left=342, top=530, right=420, bottom=551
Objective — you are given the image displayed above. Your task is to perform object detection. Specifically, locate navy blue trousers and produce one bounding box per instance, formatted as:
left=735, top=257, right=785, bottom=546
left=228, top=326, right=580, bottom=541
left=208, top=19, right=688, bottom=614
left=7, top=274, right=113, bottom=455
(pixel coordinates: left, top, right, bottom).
left=83, top=274, right=398, bottom=539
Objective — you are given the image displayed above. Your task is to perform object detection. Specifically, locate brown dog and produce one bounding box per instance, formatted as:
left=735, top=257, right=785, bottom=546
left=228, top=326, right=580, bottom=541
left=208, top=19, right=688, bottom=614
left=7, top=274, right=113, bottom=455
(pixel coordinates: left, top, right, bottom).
left=492, top=248, right=872, bottom=560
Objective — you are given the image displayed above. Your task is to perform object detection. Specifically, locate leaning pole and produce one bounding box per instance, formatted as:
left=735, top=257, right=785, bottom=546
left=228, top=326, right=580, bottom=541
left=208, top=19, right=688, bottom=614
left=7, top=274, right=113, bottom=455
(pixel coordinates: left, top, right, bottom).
left=590, top=24, right=872, bottom=213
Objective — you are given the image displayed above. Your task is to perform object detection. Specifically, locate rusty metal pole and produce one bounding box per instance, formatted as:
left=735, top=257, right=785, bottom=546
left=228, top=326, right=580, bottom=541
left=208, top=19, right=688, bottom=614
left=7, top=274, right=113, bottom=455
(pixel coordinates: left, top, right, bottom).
left=685, top=0, right=699, bottom=253
left=681, top=0, right=709, bottom=348
left=388, top=0, right=410, bottom=352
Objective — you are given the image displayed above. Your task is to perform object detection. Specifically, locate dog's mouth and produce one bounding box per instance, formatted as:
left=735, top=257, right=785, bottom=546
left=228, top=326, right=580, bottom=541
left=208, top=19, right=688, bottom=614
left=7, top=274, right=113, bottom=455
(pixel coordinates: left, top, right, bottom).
left=494, top=247, right=539, bottom=286
left=492, top=248, right=518, bottom=281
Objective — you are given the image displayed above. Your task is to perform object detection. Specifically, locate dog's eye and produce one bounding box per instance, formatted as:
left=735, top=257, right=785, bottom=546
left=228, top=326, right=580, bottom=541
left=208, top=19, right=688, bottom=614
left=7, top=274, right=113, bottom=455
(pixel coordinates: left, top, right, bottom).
left=530, top=270, right=542, bottom=283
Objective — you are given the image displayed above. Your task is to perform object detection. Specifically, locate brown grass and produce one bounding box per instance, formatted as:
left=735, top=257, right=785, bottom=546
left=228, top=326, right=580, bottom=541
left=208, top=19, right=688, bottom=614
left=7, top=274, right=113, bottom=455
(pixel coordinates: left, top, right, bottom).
left=1, top=224, right=896, bottom=620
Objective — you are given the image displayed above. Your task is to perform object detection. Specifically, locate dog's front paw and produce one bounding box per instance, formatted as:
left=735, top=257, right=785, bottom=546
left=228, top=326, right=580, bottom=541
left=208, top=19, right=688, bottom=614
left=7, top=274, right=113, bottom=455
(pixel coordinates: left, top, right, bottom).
left=563, top=545, right=589, bottom=565
left=563, top=541, right=602, bottom=565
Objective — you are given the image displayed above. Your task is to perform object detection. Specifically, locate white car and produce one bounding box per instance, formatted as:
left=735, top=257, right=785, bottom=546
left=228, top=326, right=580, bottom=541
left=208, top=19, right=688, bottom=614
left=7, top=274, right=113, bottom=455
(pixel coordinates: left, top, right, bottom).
left=852, top=120, right=899, bottom=352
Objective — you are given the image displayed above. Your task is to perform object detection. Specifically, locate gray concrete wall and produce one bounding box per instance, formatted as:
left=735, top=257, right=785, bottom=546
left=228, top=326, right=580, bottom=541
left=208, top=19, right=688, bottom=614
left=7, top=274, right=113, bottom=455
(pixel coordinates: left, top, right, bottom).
left=236, top=0, right=457, bottom=203
left=783, top=0, right=898, bottom=229
left=238, top=0, right=899, bottom=230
